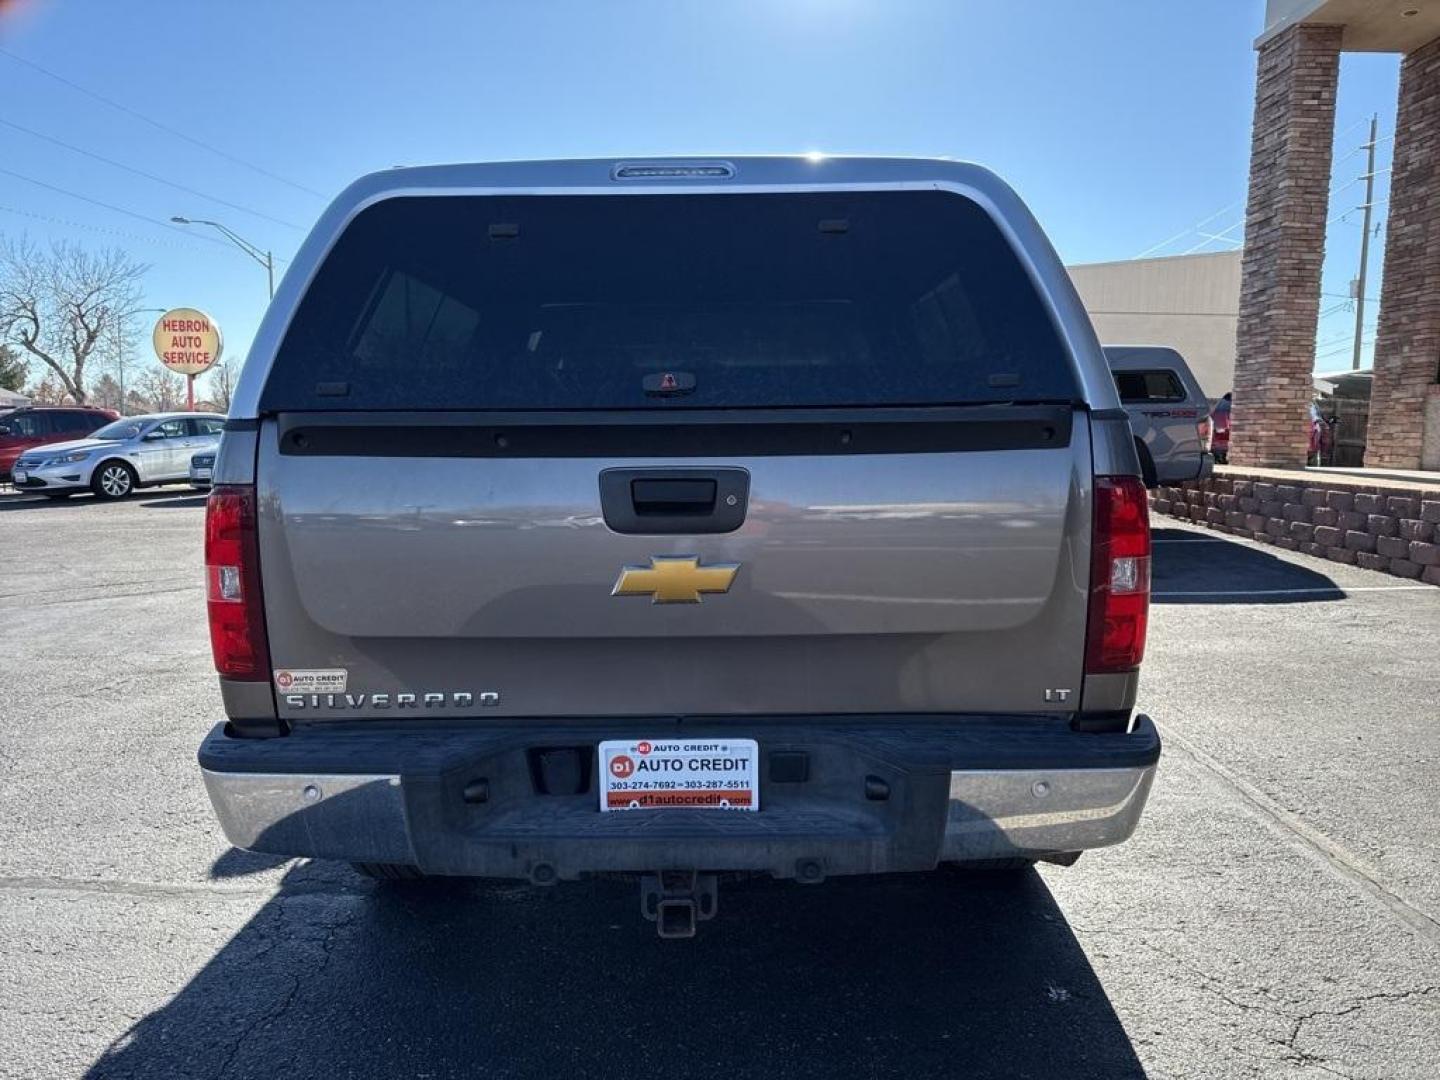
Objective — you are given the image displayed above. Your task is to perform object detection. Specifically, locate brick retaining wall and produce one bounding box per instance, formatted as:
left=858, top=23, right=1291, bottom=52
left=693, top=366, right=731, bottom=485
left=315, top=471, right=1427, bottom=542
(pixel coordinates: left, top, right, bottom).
left=1151, top=469, right=1440, bottom=586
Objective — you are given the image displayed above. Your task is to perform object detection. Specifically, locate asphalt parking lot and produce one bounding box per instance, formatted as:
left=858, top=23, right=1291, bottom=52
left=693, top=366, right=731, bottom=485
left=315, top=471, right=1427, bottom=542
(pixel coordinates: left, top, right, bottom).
left=1, top=489, right=1436, bottom=1080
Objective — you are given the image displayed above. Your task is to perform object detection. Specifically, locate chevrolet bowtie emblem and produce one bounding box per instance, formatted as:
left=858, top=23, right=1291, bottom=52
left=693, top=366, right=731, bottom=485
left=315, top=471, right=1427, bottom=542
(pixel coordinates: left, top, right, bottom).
left=612, top=556, right=740, bottom=604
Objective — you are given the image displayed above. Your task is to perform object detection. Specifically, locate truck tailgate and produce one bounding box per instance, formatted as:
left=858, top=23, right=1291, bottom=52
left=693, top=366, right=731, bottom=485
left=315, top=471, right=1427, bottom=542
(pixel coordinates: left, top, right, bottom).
left=256, top=410, right=1092, bottom=718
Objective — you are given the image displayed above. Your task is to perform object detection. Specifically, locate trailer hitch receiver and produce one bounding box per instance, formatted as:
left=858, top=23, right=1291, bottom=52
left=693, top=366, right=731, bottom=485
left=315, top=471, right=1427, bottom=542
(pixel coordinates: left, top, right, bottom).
left=640, top=871, right=718, bottom=939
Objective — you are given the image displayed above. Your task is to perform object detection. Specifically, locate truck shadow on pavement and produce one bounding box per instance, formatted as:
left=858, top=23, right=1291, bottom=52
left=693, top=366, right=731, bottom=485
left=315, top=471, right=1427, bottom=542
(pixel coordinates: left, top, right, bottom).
left=1151, top=527, right=1345, bottom=604
left=83, top=856, right=1146, bottom=1079
left=137, top=494, right=208, bottom=509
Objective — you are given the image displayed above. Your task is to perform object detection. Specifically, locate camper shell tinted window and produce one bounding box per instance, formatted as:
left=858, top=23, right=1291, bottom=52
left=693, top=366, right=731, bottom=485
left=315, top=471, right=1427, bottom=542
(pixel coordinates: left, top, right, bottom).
left=262, top=190, right=1079, bottom=412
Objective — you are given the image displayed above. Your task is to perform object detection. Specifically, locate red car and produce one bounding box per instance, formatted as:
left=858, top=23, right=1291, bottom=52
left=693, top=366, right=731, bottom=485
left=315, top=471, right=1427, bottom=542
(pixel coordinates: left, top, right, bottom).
left=0, top=406, right=121, bottom=479
left=1210, top=395, right=1332, bottom=466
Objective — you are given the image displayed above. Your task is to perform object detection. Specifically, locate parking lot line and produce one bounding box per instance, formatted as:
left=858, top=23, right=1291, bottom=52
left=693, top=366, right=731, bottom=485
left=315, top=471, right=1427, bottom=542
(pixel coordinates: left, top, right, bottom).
left=1159, top=723, right=1440, bottom=945
left=1153, top=584, right=1436, bottom=598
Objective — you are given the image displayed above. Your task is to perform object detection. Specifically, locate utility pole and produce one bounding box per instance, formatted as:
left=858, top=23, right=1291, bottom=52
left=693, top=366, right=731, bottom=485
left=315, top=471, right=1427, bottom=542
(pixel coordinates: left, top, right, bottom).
left=114, top=309, right=127, bottom=410
left=116, top=307, right=168, bottom=413
left=1352, top=113, right=1378, bottom=371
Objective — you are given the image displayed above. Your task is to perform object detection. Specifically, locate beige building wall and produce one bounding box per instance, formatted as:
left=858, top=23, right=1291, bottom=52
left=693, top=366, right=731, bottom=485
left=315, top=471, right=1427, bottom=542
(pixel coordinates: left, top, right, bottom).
left=1067, top=250, right=1242, bottom=399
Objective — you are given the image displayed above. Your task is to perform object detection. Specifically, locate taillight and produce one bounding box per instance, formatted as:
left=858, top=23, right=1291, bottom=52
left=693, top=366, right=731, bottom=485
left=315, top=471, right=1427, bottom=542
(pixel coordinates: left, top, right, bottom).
left=1197, top=415, right=1212, bottom=450
left=205, top=485, right=270, bottom=680
left=1085, top=476, right=1151, bottom=674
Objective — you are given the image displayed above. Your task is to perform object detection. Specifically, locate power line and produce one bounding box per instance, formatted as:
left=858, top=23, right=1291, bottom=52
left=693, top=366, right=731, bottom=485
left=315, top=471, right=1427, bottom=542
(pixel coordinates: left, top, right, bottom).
left=1134, top=199, right=1244, bottom=259
left=0, top=46, right=327, bottom=200
left=0, top=166, right=234, bottom=246
left=1316, top=336, right=1374, bottom=361
left=1334, top=115, right=1373, bottom=142
left=0, top=170, right=294, bottom=266
left=1318, top=333, right=1374, bottom=353
left=0, top=201, right=228, bottom=254
left=0, top=117, right=304, bottom=231
left=1180, top=219, right=1244, bottom=255
left=1132, top=116, right=1383, bottom=263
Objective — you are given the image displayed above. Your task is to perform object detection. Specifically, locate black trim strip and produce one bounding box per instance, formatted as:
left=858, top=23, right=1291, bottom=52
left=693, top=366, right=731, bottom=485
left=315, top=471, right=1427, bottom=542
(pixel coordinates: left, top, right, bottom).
left=275, top=406, right=1074, bottom=459
left=200, top=715, right=1161, bottom=774
left=224, top=418, right=260, bottom=432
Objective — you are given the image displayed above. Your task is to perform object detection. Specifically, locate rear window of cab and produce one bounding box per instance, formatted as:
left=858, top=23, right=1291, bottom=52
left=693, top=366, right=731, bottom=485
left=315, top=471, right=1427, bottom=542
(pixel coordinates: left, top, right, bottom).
left=261, top=190, right=1079, bottom=412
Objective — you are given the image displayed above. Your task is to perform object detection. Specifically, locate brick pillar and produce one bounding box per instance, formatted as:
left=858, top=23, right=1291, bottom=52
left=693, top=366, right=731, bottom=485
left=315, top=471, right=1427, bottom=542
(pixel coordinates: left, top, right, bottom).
left=1365, top=35, right=1440, bottom=471
left=1230, top=24, right=1343, bottom=468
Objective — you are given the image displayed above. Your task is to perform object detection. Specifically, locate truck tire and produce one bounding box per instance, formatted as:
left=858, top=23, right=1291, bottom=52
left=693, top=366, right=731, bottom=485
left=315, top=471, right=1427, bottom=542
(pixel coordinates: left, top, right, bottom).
left=351, top=862, right=426, bottom=881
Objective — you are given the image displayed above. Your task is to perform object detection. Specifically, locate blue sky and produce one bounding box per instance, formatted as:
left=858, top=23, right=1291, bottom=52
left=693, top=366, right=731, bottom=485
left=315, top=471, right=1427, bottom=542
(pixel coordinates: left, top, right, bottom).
left=0, top=0, right=1401, bottom=393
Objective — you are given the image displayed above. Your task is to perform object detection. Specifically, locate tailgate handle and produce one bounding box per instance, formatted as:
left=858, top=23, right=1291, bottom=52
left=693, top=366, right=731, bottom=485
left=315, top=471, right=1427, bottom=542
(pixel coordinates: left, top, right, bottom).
left=599, top=468, right=750, bottom=535
left=631, top=478, right=716, bottom=515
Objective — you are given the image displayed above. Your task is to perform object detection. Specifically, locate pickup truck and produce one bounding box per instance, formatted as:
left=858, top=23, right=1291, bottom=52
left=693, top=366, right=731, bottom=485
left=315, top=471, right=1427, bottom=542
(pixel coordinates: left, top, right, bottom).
left=198, top=156, right=1160, bottom=937
left=1103, top=344, right=1215, bottom=488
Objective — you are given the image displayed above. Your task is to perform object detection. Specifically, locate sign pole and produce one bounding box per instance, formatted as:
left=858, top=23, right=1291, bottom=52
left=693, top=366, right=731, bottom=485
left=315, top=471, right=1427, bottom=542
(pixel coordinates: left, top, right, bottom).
left=187, top=373, right=196, bottom=412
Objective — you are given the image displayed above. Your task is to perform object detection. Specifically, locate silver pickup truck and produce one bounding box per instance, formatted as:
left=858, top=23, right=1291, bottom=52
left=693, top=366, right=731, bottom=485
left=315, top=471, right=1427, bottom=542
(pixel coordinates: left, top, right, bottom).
left=198, top=157, right=1159, bottom=936
left=1104, top=344, right=1215, bottom=488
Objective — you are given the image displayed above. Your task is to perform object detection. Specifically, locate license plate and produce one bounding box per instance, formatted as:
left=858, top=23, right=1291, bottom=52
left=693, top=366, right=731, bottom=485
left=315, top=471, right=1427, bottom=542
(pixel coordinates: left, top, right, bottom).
left=194, top=468, right=211, bottom=479
left=599, top=738, right=759, bottom=812
left=12, top=469, right=25, bottom=483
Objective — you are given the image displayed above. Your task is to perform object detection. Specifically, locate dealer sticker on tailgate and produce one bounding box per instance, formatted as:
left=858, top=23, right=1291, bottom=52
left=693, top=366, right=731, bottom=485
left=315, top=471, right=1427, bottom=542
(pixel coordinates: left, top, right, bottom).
left=599, top=739, right=759, bottom=812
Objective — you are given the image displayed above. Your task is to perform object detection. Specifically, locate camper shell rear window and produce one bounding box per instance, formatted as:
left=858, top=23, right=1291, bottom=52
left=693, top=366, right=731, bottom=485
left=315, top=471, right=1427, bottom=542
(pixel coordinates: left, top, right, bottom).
left=260, top=190, right=1079, bottom=412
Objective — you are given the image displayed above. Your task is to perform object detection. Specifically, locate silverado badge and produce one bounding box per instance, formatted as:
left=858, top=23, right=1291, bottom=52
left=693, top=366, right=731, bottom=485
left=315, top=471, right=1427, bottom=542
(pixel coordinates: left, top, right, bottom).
left=612, top=556, right=739, bottom=604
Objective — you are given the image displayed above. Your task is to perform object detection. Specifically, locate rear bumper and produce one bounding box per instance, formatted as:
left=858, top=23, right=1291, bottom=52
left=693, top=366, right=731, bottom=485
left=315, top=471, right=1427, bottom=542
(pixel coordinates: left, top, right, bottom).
left=199, top=716, right=1160, bottom=880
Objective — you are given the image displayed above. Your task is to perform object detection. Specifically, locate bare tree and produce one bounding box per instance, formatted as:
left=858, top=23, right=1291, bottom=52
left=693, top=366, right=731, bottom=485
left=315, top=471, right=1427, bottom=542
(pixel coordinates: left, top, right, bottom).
left=0, top=236, right=148, bottom=405
left=90, top=373, right=124, bottom=412
left=136, top=367, right=185, bottom=412
left=207, top=361, right=234, bottom=412
left=27, top=372, right=72, bottom=405
left=123, top=387, right=151, bottom=415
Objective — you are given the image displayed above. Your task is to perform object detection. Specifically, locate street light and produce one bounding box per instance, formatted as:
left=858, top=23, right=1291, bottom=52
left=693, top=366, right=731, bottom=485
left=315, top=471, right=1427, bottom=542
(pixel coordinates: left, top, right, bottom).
left=170, top=216, right=275, bottom=299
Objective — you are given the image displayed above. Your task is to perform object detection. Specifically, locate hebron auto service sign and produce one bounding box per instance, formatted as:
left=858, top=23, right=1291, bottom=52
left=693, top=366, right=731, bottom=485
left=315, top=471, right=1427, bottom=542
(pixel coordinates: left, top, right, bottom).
left=152, top=308, right=222, bottom=376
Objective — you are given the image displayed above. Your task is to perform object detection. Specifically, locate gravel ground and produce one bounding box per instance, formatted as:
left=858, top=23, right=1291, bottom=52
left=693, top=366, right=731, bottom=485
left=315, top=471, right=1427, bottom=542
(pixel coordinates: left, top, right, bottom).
left=0, top=491, right=1436, bottom=1079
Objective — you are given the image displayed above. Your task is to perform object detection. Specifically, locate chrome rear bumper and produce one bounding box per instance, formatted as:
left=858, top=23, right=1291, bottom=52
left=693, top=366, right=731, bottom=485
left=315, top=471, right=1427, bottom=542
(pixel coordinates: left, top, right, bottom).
left=942, top=766, right=1155, bottom=861
left=200, top=718, right=1159, bottom=876
left=202, top=770, right=416, bottom=865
